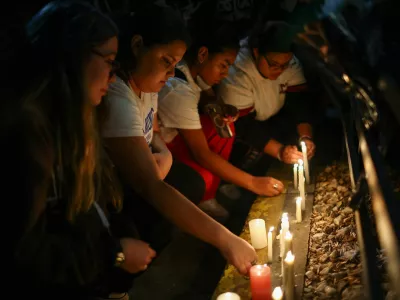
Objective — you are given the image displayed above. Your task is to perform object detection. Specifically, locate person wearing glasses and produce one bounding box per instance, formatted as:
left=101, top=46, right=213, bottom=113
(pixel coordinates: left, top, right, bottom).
left=218, top=21, right=316, bottom=165
left=3, top=2, right=157, bottom=299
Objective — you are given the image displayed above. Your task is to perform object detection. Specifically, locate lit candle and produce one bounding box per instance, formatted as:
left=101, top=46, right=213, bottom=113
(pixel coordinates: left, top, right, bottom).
left=284, top=231, right=293, bottom=254
left=282, top=231, right=293, bottom=286
left=293, top=163, right=298, bottom=189
left=298, top=161, right=306, bottom=210
left=280, top=215, right=289, bottom=257
left=301, top=141, right=310, bottom=184
left=272, top=287, right=283, bottom=300
left=216, top=292, right=241, bottom=300
left=250, top=264, right=272, bottom=300
left=296, top=197, right=302, bottom=222
left=284, top=251, right=295, bottom=300
left=300, top=177, right=306, bottom=210
left=268, top=226, right=274, bottom=263
left=249, top=219, right=268, bottom=249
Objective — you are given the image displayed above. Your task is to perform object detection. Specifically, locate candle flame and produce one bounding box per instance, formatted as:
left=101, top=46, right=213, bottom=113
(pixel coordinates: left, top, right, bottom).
left=217, top=292, right=240, bottom=300
left=298, top=159, right=303, bottom=165
left=285, top=251, right=295, bottom=263
left=296, top=197, right=302, bottom=204
left=269, top=226, right=274, bottom=232
left=285, top=231, right=292, bottom=240
left=300, top=141, right=306, bottom=147
left=272, top=287, right=283, bottom=299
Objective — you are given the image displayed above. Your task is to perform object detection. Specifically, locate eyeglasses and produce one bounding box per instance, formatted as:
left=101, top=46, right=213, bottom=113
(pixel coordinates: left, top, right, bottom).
left=263, top=54, right=292, bottom=71
left=91, top=49, right=120, bottom=78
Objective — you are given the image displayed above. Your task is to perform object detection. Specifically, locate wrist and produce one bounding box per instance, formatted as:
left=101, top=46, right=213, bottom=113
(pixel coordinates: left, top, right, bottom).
left=214, top=227, right=234, bottom=250
left=277, top=145, right=285, bottom=161
left=299, top=135, right=313, bottom=145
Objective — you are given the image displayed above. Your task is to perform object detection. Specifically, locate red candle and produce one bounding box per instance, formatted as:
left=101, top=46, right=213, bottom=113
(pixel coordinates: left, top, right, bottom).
left=250, top=264, right=272, bottom=300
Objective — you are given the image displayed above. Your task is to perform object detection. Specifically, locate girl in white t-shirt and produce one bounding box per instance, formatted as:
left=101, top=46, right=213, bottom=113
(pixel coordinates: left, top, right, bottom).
left=158, top=21, right=284, bottom=218
left=218, top=22, right=316, bottom=165
left=102, top=5, right=257, bottom=275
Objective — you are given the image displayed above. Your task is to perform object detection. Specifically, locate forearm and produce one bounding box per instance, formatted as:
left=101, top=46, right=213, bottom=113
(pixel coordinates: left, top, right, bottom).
left=263, top=138, right=284, bottom=159
left=144, top=180, right=232, bottom=248
left=297, top=123, right=313, bottom=139
left=151, top=132, right=169, bottom=153
left=195, top=150, right=254, bottom=190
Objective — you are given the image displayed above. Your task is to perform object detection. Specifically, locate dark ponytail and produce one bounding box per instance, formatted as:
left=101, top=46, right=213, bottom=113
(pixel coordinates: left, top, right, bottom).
left=113, top=4, right=191, bottom=79
left=185, top=19, right=242, bottom=64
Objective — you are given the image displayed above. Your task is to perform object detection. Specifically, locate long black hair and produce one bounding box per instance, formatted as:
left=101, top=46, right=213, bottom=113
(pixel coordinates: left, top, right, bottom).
left=24, top=0, right=120, bottom=221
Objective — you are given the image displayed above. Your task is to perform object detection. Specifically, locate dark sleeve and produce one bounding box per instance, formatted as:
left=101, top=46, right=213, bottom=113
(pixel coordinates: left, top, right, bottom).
left=283, top=89, right=314, bottom=125
left=3, top=113, right=120, bottom=293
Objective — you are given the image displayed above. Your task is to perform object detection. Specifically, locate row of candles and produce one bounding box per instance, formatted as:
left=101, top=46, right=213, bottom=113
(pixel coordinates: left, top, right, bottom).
left=218, top=215, right=300, bottom=300
left=217, top=142, right=311, bottom=300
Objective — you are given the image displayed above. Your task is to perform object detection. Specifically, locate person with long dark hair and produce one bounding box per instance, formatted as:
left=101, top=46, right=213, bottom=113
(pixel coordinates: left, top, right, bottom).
left=2, top=1, right=155, bottom=299
left=102, top=5, right=258, bottom=275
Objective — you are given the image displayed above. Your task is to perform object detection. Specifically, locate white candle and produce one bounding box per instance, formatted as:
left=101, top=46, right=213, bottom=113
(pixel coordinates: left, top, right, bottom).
left=293, top=163, right=298, bottom=189
left=279, top=229, right=282, bottom=257
left=217, top=292, right=241, bottom=300
left=249, top=219, right=268, bottom=249
left=284, top=231, right=293, bottom=254
left=298, top=160, right=304, bottom=192
left=296, top=197, right=302, bottom=222
left=301, top=141, right=310, bottom=184
left=284, top=251, right=295, bottom=300
left=300, top=177, right=306, bottom=210
left=282, top=231, right=293, bottom=284
left=272, top=287, right=283, bottom=300
left=280, top=215, right=289, bottom=257
left=268, top=226, right=274, bottom=263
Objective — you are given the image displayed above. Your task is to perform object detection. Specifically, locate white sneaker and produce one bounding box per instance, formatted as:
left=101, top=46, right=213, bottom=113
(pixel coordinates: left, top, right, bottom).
left=219, top=184, right=241, bottom=200
left=198, top=198, right=229, bottom=220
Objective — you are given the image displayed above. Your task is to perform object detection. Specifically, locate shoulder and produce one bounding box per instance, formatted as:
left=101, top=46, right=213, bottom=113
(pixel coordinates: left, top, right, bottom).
left=280, top=56, right=305, bottom=82
left=159, top=78, right=198, bottom=105
left=107, top=77, right=136, bottom=104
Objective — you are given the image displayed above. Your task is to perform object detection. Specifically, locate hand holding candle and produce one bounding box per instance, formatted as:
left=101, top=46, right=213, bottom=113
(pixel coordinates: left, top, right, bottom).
left=249, top=219, right=268, bottom=249
left=250, top=264, right=272, bottom=300
left=300, top=141, right=310, bottom=184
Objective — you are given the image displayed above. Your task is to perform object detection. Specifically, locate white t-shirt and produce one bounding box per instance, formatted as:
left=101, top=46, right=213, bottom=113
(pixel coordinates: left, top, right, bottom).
left=218, top=39, right=306, bottom=121
left=102, top=76, right=158, bottom=146
left=157, top=62, right=203, bottom=143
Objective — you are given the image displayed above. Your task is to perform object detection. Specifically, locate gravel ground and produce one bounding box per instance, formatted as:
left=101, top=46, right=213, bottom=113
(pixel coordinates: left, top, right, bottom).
left=303, top=163, right=362, bottom=300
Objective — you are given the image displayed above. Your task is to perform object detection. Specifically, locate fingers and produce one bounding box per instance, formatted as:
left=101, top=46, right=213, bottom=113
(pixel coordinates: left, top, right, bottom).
left=270, top=178, right=284, bottom=191
left=149, top=248, right=157, bottom=259
left=239, top=261, right=252, bottom=275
